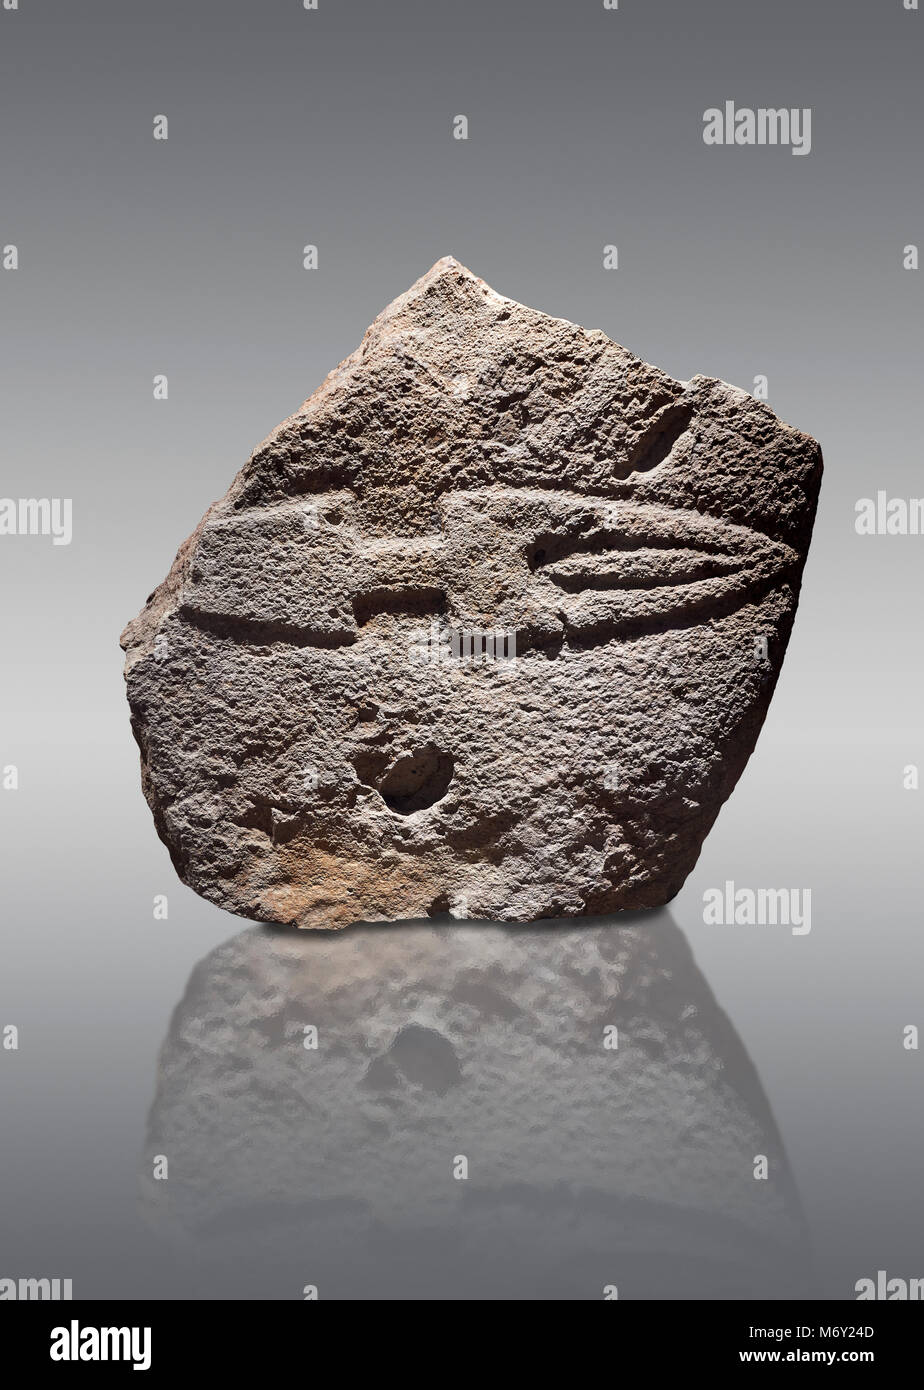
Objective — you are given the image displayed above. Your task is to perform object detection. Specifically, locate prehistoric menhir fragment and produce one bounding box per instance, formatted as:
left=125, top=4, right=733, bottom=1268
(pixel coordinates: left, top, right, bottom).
left=121, top=258, right=822, bottom=928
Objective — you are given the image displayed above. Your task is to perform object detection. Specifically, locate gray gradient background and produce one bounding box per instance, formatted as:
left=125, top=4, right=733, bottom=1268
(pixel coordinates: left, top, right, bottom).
left=1, top=0, right=922, bottom=1299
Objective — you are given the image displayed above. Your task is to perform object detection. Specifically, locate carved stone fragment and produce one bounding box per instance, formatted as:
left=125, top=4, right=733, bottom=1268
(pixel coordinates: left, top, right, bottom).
left=121, top=259, right=822, bottom=927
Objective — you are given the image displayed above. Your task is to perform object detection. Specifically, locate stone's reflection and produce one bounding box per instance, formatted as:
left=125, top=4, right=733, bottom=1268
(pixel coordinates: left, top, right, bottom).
left=143, top=915, right=814, bottom=1299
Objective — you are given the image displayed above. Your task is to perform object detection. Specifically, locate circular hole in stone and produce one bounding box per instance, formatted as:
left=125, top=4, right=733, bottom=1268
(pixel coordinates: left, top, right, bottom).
left=378, top=746, right=455, bottom=815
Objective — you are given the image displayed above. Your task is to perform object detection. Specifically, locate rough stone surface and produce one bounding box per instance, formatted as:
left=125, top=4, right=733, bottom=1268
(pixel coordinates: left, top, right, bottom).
left=121, top=258, right=822, bottom=928
left=141, top=919, right=813, bottom=1299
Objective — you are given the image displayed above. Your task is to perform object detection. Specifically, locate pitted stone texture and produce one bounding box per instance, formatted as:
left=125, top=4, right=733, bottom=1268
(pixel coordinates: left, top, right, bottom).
left=121, top=258, right=822, bottom=928
left=141, top=920, right=813, bottom=1300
